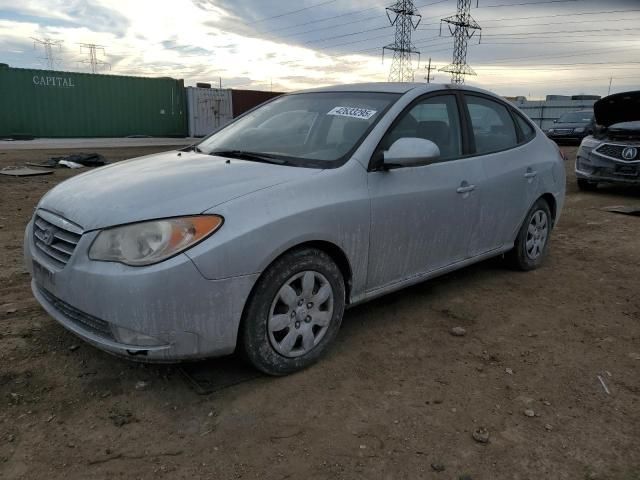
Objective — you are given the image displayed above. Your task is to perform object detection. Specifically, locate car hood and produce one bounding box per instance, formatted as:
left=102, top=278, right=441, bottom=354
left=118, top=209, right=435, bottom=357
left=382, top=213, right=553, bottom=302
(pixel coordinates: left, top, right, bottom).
left=594, top=90, right=640, bottom=127
left=38, top=150, right=319, bottom=230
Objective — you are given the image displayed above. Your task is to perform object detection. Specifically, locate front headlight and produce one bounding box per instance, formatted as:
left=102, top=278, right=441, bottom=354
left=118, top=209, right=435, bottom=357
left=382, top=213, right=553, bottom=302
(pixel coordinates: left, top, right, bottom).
left=574, top=127, right=585, bottom=133
left=89, top=215, right=223, bottom=266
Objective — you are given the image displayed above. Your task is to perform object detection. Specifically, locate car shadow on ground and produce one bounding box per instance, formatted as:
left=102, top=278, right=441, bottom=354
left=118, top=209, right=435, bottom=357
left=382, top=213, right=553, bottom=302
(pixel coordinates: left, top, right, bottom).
left=178, top=255, right=511, bottom=393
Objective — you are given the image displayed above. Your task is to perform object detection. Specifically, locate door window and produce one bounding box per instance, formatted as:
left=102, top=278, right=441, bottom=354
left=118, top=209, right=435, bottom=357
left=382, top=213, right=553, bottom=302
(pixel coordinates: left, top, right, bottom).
left=381, top=94, right=462, bottom=160
left=465, top=95, right=519, bottom=154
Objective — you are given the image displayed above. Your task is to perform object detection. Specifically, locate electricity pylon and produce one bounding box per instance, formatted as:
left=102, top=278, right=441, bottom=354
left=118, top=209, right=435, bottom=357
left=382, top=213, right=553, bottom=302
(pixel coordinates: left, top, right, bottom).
left=31, top=37, right=63, bottom=70
left=439, top=0, right=482, bottom=84
left=79, top=43, right=110, bottom=73
left=382, top=0, right=421, bottom=82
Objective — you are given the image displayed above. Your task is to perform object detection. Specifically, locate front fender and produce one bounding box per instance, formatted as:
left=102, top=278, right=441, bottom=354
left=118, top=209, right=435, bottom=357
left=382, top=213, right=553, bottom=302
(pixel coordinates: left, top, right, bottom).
left=185, top=160, right=371, bottom=299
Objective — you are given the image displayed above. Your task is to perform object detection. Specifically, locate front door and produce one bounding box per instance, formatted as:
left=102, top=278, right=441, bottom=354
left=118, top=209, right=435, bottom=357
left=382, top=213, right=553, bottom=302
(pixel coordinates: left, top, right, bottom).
left=366, top=94, right=483, bottom=292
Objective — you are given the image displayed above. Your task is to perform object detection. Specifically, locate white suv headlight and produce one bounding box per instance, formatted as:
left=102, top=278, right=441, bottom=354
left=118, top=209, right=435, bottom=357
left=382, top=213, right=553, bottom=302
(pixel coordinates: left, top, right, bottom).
left=89, top=215, right=223, bottom=266
left=574, top=127, right=585, bottom=133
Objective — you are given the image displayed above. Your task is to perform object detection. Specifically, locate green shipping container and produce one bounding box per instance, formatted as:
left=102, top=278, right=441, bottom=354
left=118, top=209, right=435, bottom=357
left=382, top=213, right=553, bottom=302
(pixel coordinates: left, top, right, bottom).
left=0, top=65, right=187, bottom=138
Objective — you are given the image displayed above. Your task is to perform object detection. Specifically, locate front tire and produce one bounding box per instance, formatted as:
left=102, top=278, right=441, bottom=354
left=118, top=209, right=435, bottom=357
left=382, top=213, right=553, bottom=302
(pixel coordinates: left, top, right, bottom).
left=240, top=248, right=345, bottom=376
left=506, top=198, right=552, bottom=271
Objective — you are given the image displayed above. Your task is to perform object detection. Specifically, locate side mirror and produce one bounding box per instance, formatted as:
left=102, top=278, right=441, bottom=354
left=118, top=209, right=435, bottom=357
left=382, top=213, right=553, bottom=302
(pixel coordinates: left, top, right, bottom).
left=383, top=138, right=440, bottom=168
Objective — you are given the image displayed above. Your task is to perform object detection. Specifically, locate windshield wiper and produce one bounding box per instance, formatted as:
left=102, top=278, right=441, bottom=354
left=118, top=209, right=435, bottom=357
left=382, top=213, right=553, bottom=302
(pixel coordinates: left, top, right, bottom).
left=208, top=150, right=287, bottom=165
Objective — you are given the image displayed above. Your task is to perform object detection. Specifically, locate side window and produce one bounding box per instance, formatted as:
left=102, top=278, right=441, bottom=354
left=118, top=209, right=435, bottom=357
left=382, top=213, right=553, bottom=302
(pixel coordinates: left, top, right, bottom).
left=465, top=95, right=519, bottom=154
left=513, top=111, right=535, bottom=141
left=381, top=94, right=462, bottom=160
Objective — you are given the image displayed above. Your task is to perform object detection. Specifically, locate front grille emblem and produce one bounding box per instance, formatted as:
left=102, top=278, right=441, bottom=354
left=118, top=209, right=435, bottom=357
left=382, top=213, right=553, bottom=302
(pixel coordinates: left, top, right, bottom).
left=622, top=147, right=638, bottom=161
left=42, top=228, right=55, bottom=246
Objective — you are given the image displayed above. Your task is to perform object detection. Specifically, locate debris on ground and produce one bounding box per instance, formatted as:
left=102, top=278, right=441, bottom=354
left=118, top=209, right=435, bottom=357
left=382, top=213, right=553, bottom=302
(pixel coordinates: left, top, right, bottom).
left=505, top=368, right=514, bottom=375
left=450, top=326, right=467, bottom=337
left=431, top=463, right=446, bottom=472
left=597, top=375, right=611, bottom=395
left=0, top=167, right=53, bottom=177
left=602, top=205, right=640, bottom=217
left=109, top=408, right=136, bottom=427
left=135, top=380, right=151, bottom=391
left=545, top=424, right=553, bottom=431
left=68, top=345, right=80, bottom=352
left=524, top=409, right=536, bottom=417
left=472, top=427, right=490, bottom=444
left=58, top=160, right=83, bottom=169
left=26, top=153, right=107, bottom=170
left=51, top=153, right=106, bottom=167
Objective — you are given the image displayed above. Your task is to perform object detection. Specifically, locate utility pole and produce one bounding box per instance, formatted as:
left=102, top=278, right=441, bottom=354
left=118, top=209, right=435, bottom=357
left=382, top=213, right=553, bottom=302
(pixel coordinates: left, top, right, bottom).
left=439, top=0, right=482, bottom=84
left=382, top=0, right=422, bottom=82
left=79, top=43, right=110, bottom=73
left=31, top=37, right=63, bottom=70
left=424, top=57, right=435, bottom=83
left=607, top=77, right=613, bottom=96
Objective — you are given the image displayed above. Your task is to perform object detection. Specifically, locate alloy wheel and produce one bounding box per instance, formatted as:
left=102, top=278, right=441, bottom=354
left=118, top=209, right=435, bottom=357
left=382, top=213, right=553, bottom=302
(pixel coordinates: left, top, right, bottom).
left=525, top=210, right=549, bottom=260
left=267, top=270, right=334, bottom=358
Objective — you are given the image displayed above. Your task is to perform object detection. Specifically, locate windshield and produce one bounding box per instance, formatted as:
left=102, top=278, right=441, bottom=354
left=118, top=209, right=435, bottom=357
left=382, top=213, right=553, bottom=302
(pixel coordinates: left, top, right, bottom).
left=197, top=91, right=400, bottom=167
left=558, top=112, right=593, bottom=124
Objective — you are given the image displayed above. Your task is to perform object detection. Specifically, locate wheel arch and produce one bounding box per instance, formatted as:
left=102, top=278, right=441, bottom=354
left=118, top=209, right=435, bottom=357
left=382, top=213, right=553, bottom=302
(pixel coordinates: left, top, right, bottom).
left=539, top=192, right=557, bottom=225
left=236, top=240, right=354, bottom=354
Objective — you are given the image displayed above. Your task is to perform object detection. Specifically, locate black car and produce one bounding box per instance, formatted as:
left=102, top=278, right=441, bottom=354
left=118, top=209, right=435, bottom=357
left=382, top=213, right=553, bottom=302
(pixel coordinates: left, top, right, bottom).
left=546, top=110, right=595, bottom=144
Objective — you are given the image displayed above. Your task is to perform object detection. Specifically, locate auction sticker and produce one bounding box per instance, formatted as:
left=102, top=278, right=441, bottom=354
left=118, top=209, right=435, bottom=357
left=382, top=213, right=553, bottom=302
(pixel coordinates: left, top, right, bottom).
left=327, top=106, right=377, bottom=120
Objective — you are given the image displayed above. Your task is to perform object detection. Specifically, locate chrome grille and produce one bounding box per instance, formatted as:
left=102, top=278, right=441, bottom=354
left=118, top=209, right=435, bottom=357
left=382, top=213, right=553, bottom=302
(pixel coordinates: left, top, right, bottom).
left=33, top=210, right=83, bottom=269
left=38, top=287, right=114, bottom=340
left=553, top=129, right=574, bottom=135
left=595, top=144, right=638, bottom=162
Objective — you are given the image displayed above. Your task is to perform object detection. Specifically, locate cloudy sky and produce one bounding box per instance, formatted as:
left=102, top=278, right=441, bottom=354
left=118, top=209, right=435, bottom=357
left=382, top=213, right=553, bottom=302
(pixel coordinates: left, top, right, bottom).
left=0, top=0, right=638, bottom=98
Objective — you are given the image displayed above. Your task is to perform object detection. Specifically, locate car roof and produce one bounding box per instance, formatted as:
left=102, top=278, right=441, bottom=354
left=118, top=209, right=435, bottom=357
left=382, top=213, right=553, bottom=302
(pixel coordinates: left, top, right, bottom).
left=295, top=82, right=499, bottom=97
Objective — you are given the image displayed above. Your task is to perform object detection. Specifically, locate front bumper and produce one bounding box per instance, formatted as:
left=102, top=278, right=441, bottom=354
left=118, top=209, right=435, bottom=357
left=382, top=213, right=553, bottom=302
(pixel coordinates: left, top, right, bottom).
left=576, top=152, right=640, bottom=185
left=24, top=217, right=259, bottom=362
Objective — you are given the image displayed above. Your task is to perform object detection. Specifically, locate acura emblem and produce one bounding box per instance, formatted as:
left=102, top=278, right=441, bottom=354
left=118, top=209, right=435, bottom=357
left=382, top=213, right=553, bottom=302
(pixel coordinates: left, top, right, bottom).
left=622, top=147, right=638, bottom=161
left=42, top=228, right=55, bottom=246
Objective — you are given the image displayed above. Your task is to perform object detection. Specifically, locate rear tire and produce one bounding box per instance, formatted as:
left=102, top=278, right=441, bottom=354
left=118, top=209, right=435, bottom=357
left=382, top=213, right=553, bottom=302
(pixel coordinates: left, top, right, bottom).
left=577, top=178, right=598, bottom=191
left=240, top=248, right=345, bottom=376
left=506, top=198, right=552, bottom=271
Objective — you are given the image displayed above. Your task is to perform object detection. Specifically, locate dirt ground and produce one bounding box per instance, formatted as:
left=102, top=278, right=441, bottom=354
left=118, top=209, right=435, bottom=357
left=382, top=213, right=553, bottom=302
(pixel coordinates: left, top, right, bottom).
left=0, top=146, right=639, bottom=480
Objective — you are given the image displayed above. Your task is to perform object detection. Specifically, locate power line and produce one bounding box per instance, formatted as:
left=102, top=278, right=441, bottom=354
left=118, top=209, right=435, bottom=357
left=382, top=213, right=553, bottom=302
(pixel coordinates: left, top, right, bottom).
left=440, top=0, right=481, bottom=84
left=480, top=0, right=584, bottom=8
left=383, top=0, right=422, bottom=82
left=249, top=0, right=338, bottom=24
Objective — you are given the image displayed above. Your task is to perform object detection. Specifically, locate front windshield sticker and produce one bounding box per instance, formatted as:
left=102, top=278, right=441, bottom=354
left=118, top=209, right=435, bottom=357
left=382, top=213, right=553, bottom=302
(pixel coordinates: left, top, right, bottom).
left=327, top=106, right=377, bottom=120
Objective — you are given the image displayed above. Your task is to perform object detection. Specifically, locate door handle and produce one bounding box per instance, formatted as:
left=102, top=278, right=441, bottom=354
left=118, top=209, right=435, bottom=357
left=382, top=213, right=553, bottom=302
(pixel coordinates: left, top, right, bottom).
left=524, top=169, right=538, bottom=179
left=456, top=184, right=476, bottom=194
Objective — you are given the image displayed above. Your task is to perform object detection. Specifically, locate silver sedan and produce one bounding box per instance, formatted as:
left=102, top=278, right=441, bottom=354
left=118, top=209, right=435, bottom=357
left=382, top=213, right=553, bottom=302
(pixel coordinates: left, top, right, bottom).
left=24, top=83, right=566, bottom=375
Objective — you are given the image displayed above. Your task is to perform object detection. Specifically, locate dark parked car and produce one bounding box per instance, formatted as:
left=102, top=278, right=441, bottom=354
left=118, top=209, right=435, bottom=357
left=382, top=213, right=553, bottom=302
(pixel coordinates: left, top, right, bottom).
left=576, top=91, right=640, bottom=190
left=546, top=110, right=595, bottom=144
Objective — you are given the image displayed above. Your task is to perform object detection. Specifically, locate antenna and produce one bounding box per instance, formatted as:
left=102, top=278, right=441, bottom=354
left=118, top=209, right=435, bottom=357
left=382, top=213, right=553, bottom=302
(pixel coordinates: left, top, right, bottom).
left=382, top=0, right=421, bottom=82
left=439, top=0, right=482, bottom=84
left=31, top=37, right=63, bottom=70
left=79, top=43, right=110, bottom=73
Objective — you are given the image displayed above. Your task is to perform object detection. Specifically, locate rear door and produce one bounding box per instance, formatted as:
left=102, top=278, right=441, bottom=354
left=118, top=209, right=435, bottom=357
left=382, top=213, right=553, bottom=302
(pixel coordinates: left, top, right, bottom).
left=366, top=93, right=484, bottom=291
left=462, top=94, right=539, bottom=256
